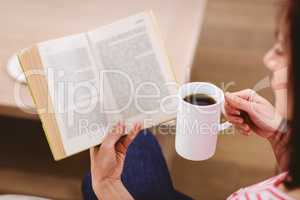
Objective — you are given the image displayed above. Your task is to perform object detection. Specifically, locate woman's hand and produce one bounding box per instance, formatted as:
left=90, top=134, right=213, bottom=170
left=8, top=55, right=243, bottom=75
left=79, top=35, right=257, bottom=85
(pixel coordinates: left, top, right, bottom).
left=224, top=89, right=282, bottom=138
left=225, top=89, right=290, bottom=171
left=90, top=122, right=142, bottom=200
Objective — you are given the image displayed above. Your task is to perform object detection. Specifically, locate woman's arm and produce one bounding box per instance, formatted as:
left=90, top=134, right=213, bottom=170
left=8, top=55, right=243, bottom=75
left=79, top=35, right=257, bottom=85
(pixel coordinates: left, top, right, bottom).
left=267, top=126, right=291, bottom=172
left=90, top=122, right=142, bottom=200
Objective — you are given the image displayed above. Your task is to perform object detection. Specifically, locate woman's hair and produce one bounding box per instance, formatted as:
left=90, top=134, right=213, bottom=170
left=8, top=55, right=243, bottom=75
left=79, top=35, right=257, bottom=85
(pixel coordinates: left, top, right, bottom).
left=284, top=0, right=300, bottom=189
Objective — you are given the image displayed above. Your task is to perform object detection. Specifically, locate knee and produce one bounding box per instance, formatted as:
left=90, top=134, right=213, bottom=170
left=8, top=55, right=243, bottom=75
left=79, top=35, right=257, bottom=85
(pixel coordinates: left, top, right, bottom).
left=126, top=129, right=163, bottom=158
left=131, top=129, right=157, bottom=146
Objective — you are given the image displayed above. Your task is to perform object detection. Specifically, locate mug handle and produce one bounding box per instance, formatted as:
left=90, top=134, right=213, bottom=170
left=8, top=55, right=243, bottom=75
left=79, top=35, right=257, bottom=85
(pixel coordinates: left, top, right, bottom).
left=218, top=97, right=232, bottom=132
left=218, top=121, right=232, bottom=132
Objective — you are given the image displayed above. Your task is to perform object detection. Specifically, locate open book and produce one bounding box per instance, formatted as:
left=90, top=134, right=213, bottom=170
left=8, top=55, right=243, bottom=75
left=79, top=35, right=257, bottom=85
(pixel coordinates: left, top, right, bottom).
left=18, top=11, right=178, bottom=160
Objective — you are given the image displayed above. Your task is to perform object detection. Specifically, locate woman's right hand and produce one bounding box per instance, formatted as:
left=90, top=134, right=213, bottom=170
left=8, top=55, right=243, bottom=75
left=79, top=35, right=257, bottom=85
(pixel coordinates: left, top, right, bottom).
left=224, top=89, right=282, bottom=138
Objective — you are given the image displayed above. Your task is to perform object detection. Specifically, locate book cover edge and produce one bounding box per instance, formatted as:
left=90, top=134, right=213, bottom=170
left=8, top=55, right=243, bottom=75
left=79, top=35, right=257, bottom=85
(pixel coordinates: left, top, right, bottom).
left=18, top=46, right=67, bottom=161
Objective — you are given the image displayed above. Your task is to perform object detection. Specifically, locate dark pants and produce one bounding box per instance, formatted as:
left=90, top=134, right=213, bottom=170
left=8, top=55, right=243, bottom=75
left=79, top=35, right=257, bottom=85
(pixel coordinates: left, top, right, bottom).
left=82, top=130, right=193, bottom=200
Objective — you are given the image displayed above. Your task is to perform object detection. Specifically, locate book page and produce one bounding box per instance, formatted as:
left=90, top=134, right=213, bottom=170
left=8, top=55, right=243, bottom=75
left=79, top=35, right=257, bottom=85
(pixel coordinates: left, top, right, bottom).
left=87, top=12, right=178, bottom=128
left=38, top=34, right=108, bottom=155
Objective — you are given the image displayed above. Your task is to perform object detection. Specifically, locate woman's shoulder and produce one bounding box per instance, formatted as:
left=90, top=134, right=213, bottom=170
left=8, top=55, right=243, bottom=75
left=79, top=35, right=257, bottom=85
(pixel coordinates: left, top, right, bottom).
left=227, top=172, right=295, bottom=200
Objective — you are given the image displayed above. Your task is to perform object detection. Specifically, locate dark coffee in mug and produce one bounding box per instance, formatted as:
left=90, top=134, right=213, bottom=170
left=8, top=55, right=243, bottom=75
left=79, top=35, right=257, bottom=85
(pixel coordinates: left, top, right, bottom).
left=183, top=93, right=216, bottom=106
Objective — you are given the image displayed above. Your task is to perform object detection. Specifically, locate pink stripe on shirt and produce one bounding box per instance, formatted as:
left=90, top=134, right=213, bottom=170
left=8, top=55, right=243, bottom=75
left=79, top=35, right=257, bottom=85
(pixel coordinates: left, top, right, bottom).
left=227, top=172, right=295, bottom=200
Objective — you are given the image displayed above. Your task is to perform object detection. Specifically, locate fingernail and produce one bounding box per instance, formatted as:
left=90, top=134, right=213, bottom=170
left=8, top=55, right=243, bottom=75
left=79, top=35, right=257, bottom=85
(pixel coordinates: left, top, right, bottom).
left=245, top=130, right=251, bottom=136
left=115, top=124, right=121, bottom=132
left=133, top=123, right=138, bottom=130
left=135, top=122, right=142, bottom=130
left=245, top=125, right=250, bottom=131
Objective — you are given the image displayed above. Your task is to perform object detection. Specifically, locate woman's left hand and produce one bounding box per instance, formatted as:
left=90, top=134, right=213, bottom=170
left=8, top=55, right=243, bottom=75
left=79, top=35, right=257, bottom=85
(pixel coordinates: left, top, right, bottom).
left=90, top=122, right=142, bottom=199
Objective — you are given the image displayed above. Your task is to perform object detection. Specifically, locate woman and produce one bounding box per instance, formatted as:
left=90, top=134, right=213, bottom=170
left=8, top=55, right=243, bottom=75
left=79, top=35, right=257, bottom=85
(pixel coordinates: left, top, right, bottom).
left=82, top=0, right=300, bottom=199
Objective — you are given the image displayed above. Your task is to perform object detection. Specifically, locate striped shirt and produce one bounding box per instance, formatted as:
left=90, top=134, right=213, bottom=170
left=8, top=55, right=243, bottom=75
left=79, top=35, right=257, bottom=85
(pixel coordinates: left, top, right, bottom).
left=227, top=172, right=295, bottom=200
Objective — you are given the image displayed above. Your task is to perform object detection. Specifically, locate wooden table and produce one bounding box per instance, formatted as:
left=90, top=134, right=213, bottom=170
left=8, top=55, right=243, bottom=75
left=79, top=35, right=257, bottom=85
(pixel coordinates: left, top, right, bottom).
left=0, top=0, right=207, bottom=119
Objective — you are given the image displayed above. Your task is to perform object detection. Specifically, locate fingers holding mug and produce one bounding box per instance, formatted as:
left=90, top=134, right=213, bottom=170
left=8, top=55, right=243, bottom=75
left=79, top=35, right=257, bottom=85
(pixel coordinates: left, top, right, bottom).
left=224, top=101, right=241, bottom=116
left=234, top=123, right=252, bottom=136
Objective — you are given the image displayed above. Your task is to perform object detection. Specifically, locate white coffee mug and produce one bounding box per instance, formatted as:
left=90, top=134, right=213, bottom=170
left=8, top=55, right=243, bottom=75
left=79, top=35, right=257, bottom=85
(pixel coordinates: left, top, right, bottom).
left=175, top=82, right=232, bottom=161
